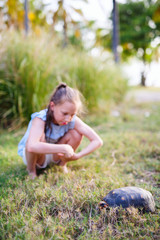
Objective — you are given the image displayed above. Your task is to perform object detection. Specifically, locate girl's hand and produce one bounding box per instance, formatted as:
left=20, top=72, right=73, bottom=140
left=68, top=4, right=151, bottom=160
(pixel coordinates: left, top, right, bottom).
left=63, top=144, right=74, bottom=158
left=70, top=153, right=79, bottom=160
left=57, top=152, right=79, bottom=162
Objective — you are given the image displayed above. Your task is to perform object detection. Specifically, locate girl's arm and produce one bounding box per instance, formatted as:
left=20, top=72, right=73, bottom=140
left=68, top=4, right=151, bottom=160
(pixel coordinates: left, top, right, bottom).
left=26, top=118, right=74, bottom=158
left=71, top=116, right=103, bottom=160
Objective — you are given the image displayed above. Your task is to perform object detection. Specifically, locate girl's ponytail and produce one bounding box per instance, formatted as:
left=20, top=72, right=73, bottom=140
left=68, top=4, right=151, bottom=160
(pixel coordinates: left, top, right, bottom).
left=45, top=83, right=67, bottom=135
left=57, top=83, right=67, bottom=90
left=51, top=82, right=67, bottom=105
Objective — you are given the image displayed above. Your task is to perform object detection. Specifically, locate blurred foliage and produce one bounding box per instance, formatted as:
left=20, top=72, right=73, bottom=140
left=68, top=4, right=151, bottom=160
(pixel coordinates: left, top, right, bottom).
left=0, top=31, right=128, bottom=129
left=0, top=0, right=47, bottom=30
left=119, top=0, right=160, bottom=59
left=4, top=0, right=24, bottom=28
left=118, top=0, right=160, bottom=85
left=1, top=0, right=159, bottom=64
left=94, top=0, right=160, bottom=86
left=51, top=0, right=86, bottom=47
left=0, top=0, right=87, bottom=47
left=94, top=3, right=160, bottom=54
left=94, top=1, right=160, bottom=57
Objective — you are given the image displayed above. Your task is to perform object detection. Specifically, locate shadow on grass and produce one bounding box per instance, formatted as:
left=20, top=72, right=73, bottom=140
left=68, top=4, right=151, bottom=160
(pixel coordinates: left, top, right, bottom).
left=0, top=160, right=81, bottom=194
left=0, top=164, right=27, bottom=190
left=0, top=163, right=59, bottom=197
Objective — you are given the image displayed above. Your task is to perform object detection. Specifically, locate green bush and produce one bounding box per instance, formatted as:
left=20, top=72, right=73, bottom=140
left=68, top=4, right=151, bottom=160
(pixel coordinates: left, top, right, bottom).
left=0, top=31, right=128, bottom=128
left=0, top=32, right=56, bottom=127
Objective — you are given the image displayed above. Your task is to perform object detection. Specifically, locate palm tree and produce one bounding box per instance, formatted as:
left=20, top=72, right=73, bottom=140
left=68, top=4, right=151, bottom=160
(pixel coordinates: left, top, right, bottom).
left=52, top=0, right=86, bottom=47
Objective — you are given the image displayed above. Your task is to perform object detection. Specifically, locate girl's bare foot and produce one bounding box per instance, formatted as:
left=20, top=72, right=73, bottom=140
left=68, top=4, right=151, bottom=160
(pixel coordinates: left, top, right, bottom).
left=58, top=161, right=69, bottom=173
left=52, top=154, right=61, bottom=164
left=28, top=172, right=37, bottom=179
left=62, top=165, right=69, bottom=173
left=52, top=159, right=61, bottom=164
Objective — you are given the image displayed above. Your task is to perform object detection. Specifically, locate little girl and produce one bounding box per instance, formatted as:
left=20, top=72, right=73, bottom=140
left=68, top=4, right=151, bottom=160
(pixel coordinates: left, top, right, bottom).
left=18, top=83, right=103, bottom=179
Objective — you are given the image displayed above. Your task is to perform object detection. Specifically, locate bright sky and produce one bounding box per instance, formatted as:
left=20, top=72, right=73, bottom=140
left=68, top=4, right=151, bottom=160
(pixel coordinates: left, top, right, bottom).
left=82, top=0, right=126, bottom=26
left=46, top=0, right=126, bottom=26
left=85, top=0, right=160, bottom=87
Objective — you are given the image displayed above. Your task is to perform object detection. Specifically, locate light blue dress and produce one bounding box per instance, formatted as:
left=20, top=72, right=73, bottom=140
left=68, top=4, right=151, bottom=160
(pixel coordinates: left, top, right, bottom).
left=18, top=109, right=76, bottom=157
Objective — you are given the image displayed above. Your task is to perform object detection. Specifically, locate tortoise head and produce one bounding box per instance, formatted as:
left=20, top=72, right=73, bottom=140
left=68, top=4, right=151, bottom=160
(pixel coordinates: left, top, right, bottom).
left=98, top=201, right=110, bottom=210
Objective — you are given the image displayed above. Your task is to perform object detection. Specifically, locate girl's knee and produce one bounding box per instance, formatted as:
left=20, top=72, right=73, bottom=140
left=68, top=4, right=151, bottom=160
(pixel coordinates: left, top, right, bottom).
left=26, top=133, right=45, bottom=153
left=25, top=141, right=31, bottom=153
left=57, top=129, right=82, bottom=148
left=69, top=129, right=83, bottom=143
left=40, top=133, right=46, bottom=142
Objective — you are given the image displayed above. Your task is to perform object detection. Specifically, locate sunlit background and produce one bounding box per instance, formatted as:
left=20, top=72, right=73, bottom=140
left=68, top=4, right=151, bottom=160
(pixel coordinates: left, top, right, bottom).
left=0, top=0, right=159, bottom=86
left=0, top=0, right=160, bottom=128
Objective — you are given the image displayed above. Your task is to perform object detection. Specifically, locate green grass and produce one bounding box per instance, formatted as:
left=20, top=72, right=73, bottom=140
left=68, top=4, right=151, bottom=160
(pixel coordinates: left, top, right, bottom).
left=0, top=98, right=160, bottom=239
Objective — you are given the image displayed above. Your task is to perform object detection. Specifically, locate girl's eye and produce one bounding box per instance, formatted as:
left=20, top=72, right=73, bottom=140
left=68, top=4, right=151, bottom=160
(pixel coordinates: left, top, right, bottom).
left=62, top=112, right=74, bottom=117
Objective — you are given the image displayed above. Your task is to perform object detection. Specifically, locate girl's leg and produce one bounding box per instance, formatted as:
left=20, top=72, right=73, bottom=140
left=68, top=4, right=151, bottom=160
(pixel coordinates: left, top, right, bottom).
left=25, top=134, right=46, bottom=179
left=54, top=129, right=82, bottom=172
left=25, top=150, right=45, bottom=179
left=25, top=130, right=82, bottom=177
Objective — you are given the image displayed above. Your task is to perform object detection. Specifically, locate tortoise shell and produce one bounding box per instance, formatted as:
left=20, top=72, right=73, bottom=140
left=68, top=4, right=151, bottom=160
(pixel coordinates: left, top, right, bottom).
left=99, top=187, right=155, bottom=212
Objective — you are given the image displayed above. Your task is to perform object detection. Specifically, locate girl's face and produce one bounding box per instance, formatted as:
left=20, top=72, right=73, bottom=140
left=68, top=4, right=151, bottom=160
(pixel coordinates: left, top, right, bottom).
left=50, top=101, right=77, bottom=125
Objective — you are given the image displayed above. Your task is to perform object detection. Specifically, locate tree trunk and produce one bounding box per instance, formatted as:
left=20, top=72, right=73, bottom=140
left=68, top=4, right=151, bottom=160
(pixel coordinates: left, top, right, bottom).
left=140, top=52, right=147, bottom=86
left=112, top=0, right=120, bottom=63
left=141, top=71, right=146, bottom=86
left=24, top=0, right=29, bottom=35
left=63, top=20, right=67, bottom=48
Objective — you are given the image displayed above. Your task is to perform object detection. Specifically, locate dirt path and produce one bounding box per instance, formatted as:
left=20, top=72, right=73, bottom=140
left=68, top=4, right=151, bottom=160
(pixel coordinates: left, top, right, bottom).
left=126, top=88, right=160, bottom=103
left=111, top=88, right=160, bottom=118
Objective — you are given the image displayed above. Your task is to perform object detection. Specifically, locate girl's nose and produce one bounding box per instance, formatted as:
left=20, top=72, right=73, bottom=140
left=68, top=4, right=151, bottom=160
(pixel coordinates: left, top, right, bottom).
left=65, top=115, right=71, bottom=122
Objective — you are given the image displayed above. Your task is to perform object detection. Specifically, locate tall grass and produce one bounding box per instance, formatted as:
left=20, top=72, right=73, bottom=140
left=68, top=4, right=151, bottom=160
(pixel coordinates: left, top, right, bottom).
left=0, top=32, right=56, bottom=128
left=0, top=31, right=128, bottom=128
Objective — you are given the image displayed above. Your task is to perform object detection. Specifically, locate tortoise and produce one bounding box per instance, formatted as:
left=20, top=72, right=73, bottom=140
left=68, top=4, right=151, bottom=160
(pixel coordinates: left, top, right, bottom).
left=99, top=186, right=155, bottom=213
